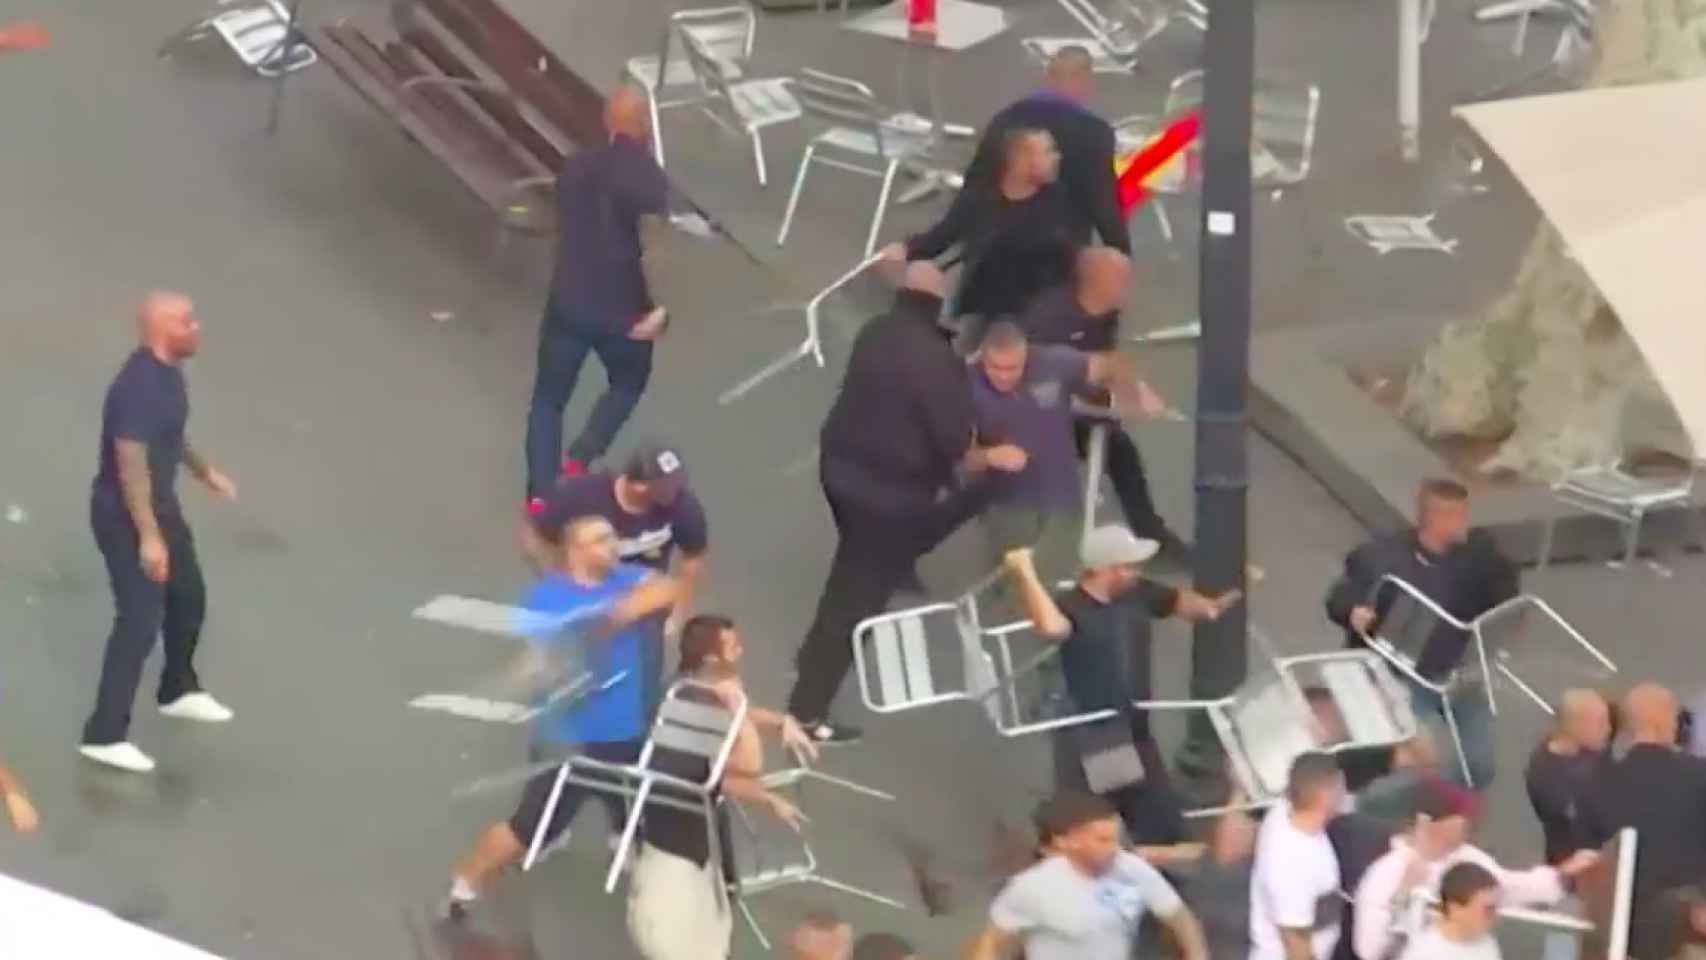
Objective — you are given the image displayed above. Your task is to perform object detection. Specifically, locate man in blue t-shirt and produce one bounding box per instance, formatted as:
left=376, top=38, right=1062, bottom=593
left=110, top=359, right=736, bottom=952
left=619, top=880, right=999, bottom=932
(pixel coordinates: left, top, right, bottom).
left=444, top=515, right=678, bottom=917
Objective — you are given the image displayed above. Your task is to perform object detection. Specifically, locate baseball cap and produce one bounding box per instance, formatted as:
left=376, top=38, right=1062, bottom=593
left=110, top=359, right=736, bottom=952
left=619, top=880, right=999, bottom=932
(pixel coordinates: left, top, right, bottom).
left=625, top=443, right=688, bottom=504
left=1080, top=525, right=1159, bottom=570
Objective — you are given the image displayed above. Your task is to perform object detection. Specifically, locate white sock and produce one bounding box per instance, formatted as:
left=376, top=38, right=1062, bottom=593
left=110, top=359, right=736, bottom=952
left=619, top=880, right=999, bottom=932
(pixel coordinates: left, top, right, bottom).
left=449, top=876, right=477, bottom=903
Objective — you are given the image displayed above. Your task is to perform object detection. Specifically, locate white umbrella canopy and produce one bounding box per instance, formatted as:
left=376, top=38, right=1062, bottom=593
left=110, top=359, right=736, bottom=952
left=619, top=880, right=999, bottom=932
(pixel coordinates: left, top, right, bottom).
left=1455, top=78, right=1706, bottom=459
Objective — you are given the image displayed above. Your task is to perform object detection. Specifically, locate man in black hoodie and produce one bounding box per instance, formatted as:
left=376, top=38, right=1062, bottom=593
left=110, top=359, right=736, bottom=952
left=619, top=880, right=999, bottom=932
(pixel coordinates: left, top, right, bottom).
left=1325, top=478, right=1520, bottom=789
left=785, top=263, right=1027, bottom=743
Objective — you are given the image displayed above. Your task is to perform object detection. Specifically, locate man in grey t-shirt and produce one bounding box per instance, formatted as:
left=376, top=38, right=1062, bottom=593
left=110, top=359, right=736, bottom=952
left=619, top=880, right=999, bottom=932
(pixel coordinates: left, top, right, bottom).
left=964, top=791, right=1208, bottom=960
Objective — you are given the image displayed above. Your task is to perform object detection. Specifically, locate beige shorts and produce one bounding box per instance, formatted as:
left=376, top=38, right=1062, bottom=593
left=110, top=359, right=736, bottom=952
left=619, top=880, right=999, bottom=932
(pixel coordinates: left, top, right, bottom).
left=626, top=843, right=732, bottom=960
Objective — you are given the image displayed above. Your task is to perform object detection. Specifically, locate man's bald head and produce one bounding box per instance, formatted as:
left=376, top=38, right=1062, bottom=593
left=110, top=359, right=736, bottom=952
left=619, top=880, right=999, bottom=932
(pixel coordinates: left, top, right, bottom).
left=1075, top=247, right=1130, bottom=312
left=1558, top=688, right=1612, bottom=752
left=902, top=260, right=948, bottom=299
left=1625, top=683, right=1680, bottom=746
left=1045, top=45, right=1095, bottom=99
left=137, top=290, right=200, bottom=361
left=604, top=84, right=650, bottom=141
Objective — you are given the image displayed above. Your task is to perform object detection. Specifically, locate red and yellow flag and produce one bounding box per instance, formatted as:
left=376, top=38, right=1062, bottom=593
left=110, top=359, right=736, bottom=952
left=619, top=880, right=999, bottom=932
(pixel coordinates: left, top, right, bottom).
left=1114, top=110, right=1201, bottom=217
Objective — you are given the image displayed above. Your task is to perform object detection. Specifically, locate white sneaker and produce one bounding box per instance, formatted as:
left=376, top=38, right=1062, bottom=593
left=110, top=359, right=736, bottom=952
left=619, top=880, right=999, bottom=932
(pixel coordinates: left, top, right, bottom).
left=159, top=692, right=234, bottom=723
left=79, top=741, right=157, bottom=773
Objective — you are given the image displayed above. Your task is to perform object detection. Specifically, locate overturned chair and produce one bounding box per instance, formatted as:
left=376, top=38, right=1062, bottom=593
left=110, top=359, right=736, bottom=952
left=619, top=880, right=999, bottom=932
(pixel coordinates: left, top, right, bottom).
left=1357, top=574, right=1617, bottom=786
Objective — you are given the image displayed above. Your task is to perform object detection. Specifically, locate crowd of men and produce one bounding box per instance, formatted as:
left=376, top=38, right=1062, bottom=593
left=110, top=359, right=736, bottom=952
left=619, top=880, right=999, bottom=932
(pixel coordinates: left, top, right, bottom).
left=16, top=9, right=1706, bottom=958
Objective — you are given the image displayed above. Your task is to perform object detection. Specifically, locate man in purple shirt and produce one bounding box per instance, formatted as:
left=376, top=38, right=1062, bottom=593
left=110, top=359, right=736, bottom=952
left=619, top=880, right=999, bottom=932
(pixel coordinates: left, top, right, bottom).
left=971, top=321, right=1164, bottom=583
left=524, top=85, right=672, bottom=499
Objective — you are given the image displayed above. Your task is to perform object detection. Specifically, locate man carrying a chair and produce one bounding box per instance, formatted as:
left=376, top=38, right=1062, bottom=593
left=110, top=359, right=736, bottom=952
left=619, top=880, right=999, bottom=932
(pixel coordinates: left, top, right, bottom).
left=1325, top=479, right=1520, bottom=790
left=442, top=514, right=679, bottom=919
left=1001, top=530, right=1240, bottom=853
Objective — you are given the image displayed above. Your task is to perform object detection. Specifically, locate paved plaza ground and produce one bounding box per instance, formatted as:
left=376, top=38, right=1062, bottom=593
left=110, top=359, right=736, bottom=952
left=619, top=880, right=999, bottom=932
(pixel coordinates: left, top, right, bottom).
left=0, top=0, right=1700, bottom=956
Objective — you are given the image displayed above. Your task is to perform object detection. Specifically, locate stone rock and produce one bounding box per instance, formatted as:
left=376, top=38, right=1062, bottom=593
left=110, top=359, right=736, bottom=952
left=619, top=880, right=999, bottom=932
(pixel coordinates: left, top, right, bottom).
left=1400, top=0, right=1706, bottom=478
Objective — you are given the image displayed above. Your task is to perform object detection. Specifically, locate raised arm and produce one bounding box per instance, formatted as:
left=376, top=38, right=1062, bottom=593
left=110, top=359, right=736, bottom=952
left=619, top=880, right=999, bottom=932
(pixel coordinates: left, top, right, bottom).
left=1000, top=548, right=1072, bottom=641
left=605, top=574, right=680, bottom=630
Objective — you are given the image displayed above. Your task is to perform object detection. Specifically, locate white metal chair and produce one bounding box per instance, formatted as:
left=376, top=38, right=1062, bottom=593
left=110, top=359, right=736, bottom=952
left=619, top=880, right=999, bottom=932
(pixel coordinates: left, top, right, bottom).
left=676, top=22, right=802, bottom=186
left=1472, top=592, right=1616, bottom=715
left=1536, top=461, right=1702, bottom=573
left=624, top=5, right=756, bottom=169
left=1174, top=0, right=1208, bottom=31
left=1137, top=69, right=1320, bottom=243
left=167, top=0, right=316, bottom=77
left=776, top=69, right=938, bottom=257
left=726, top=766, right=906, bottom=950
left=1021, top=0, right=1171, bottom=73
left=718, top=253, right=882, bottom=404
left=520, top=679, right=747, bottom=894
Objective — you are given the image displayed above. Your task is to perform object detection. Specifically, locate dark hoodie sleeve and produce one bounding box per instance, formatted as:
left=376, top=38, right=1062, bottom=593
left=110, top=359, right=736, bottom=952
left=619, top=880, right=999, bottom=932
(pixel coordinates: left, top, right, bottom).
left=1080, top=120, right=1129, bottom=252
left=1326, top=542, right=1378, bottom=629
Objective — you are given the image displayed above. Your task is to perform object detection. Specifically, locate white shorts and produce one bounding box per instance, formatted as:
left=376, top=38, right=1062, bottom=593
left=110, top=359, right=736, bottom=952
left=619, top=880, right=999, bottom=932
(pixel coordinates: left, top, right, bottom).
left=626, top=843, right=731, bottom=960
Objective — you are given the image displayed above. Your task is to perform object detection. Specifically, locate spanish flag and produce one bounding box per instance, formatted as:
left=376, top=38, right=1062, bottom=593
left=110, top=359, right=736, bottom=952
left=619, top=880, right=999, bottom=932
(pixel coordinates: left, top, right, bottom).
left=1114, top=110, right=1202, bottom=218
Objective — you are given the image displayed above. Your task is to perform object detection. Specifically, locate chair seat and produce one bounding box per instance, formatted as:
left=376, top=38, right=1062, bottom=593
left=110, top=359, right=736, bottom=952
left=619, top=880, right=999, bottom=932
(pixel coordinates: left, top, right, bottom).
left=1558, top=466, right=1694, bottom=509
left=814, top=114, right=934, bottom=160
left=729, top=78, right=802, bottom=127
left=626, top=52, right=742, bottom=91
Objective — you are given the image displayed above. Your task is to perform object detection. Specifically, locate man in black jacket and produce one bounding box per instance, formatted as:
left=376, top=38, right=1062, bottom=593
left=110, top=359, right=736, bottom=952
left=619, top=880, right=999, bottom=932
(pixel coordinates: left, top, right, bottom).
left=785, top=263, right=1027, bottom=743
left=958, top=46, right=1127, bottom=253
left=1325, top=478, right=1520, bottom=789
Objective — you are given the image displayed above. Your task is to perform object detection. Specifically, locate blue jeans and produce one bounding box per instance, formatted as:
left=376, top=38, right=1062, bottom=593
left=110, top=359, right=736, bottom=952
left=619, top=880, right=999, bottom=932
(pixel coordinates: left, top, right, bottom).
left=523, top=298, right=653, bottom=497
left=1404, top=674, right=1496, bottom=789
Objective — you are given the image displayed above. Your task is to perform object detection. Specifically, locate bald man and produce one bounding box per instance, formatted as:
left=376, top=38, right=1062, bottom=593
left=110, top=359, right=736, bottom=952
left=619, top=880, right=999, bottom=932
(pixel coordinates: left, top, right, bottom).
left=954, top=46, right=1127, bottom=253
left=82, top=293, right=237, bottom=773
left=1581, top=684, right=1706, bottom=959
left=786, top=262, right=1024, bottom=743
left=525, top=85, right=673, bottom=504
left=1525, top=688, right=1610, bottom=864
left=1020, top=248, right=1188, bottom=557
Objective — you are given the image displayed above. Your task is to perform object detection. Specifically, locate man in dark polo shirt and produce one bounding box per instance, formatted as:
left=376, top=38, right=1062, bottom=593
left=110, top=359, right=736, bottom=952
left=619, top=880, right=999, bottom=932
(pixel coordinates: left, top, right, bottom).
left=524, top=442, right=707, bottom=711
left=524, top=84, right=673, bottom=499
left=1002, top=530, right=1240, bottom=847
left=81, top=292, right=238, bottom=774
left=957, top=46, right=1127, bottom=253
left=1021, top=247, right=1188, bottom=559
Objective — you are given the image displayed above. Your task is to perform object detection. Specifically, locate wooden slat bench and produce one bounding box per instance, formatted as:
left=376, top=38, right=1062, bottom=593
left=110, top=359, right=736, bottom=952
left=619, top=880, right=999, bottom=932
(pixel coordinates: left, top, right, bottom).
left=312, top=0, right=611, bottom=234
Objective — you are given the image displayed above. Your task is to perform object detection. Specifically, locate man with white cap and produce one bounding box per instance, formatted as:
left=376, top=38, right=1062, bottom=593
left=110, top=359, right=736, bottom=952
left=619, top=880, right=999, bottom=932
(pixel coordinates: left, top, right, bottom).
left=1003, top=527, right=1241, bottom=848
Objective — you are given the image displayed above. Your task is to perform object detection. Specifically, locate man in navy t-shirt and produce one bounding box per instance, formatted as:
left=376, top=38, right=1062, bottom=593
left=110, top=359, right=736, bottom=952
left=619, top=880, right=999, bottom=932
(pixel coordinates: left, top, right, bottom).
left=523, top=85, right=673, bottom=496
left=81, top=292, right=240, bottom=775
left=445, top=514, right=679, bottom=917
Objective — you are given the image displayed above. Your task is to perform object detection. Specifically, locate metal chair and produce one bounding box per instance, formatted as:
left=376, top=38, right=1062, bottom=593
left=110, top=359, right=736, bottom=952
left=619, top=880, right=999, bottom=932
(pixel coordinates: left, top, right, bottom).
left=1471, top=593, right=1616, bottom=715
left=718, top=253, right=881, bottom=405
left=170, top=0, right=317, bottom=77
left=1124, top=69, right=1319, bottom=243
left=726, top=766, right=906, bottom=950
left=520, top=679, right=747, bottom=893
left=623, top=5, right=756, bottom=169
left=1474, top=0, right=1596, bottom=99
left=1022, top=0, right=1171, bottom=73
left=776, top=69, right=939, bottom=257
left=1536, top=461, right=1702, bottom=573
left=676, top=21, right=802, bottom=186
left=1357, top=576, right=1483, bottom=785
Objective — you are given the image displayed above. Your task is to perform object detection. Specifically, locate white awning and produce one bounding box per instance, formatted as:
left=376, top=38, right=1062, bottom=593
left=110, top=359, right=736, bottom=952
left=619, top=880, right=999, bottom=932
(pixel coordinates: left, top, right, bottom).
left=1455, top=79, right=1706, bottom=459
left=0, top=872, right=226, bottom=958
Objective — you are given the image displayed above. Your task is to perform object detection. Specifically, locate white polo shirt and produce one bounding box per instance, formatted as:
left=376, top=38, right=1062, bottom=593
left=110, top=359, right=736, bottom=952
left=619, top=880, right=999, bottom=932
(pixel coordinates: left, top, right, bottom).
left=1249, top=802, right=1342, bottom=960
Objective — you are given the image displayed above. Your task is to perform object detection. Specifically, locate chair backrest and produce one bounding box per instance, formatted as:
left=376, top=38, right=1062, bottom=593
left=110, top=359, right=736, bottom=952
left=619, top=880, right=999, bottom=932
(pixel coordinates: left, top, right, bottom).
left=791, top=68, right=894, bottom=149
left=1057, top=0, right=1170, bottom=57
left=1366, top=575, right=1467, bottom=686
left=676, top=17, right=742, bottom=103
left=1161, top=69, right=1319, bottom=184
left=1216, top=668, right=1319, bottom=803
left=854, top=601, right=969, bottom=713
left=1283, top=651, right=1419, bottom=751
left=643, top=679, right=746, bottom=790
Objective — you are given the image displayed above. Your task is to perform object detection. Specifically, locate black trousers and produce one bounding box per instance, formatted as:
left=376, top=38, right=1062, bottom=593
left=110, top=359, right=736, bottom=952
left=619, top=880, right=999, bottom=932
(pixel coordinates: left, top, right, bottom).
left=523, top=297, right=654, bottom=497
left=507, top=739, right=644, bottom=849
left=1051, top=716, right=1186, bottom=845
left=1073, top=418, right=1168, bottom=540
left=84, top=502, right=205, bottom=746
left=784, top=462, right=990, bottom=722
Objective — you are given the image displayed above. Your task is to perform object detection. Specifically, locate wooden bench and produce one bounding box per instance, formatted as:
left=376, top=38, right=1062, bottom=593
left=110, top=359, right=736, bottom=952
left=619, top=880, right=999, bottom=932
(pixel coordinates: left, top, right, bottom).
left=313, top=0, right=611, bottom=234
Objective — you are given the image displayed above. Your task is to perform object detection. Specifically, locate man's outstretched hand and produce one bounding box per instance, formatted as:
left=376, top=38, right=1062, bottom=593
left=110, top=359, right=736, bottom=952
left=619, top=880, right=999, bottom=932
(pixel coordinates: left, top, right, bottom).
left=0, top=21, right=50, bottom=52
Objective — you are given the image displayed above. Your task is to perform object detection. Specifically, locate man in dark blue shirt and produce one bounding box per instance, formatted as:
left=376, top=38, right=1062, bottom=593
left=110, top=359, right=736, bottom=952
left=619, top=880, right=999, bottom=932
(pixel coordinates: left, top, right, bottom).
left=82, top=292, right=239, bottom=774
left=524, top=84, right=673, bottom=500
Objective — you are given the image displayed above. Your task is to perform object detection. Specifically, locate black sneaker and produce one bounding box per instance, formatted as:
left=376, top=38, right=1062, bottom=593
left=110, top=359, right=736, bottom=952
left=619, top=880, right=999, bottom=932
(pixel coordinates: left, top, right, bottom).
left=798, top=717, right=863, bottom=745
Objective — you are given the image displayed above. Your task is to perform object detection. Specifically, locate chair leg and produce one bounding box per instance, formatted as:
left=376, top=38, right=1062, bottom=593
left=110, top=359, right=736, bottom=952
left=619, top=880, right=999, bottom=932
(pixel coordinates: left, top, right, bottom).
left=1620, top=510, right=1643, bottom=568
left=777, top=145, right=817, bottom=247
left=865, top=160, right=901, bottom=258
left=749, top=129, right=769, bottom=187
left=1442, top=704, right=1474, bottom=789
left=648, top=91, right=666, bottom=168
left=521, top=763, right=572, bottom=871
left=1535, top=512, right=1558, bottom=572
left=1153, top=201, right=1175, bottom=244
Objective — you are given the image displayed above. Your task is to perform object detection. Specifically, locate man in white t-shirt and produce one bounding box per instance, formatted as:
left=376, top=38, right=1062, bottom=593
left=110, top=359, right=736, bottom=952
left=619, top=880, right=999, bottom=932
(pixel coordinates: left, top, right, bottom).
left=1398, top=862, right=1504, bottom=959
left=964, top=791, right=1208, bottom=960
left=1251, top=752, right=1347, bottom=960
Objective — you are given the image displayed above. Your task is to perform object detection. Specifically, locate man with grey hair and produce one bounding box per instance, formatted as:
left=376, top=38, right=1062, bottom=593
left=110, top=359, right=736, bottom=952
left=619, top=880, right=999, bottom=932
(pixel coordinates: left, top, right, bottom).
left=972, top=319, right=1165, bottom=582
left=82, top=291, right=238, bottom=774
left=1002, top=529, right=1240, bottom=849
